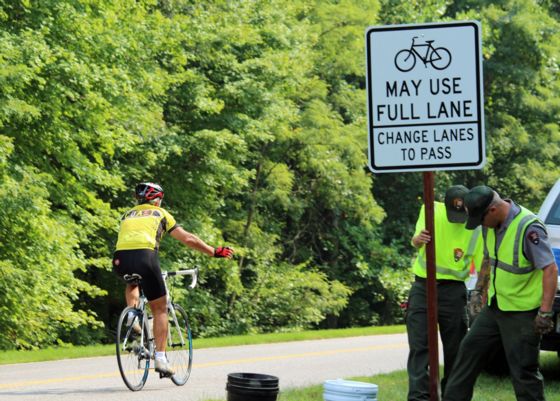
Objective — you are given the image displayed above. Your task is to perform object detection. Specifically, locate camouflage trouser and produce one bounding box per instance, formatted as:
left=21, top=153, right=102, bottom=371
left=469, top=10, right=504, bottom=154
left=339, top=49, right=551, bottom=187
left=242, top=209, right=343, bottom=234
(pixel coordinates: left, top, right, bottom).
left=406, top=279, right=468, bottom=401
left=443, top=305, right=543, bottom=401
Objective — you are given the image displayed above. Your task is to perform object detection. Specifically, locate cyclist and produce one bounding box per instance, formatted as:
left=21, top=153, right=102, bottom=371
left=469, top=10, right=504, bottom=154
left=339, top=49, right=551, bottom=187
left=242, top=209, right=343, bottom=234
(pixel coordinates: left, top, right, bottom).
left=113, top=182, right=233, bottom=376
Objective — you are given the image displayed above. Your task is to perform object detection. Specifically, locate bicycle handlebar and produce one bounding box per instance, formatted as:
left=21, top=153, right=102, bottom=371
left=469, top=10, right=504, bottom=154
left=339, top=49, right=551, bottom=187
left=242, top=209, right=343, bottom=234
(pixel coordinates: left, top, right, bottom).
left=165, top=267, right=199, bottom=289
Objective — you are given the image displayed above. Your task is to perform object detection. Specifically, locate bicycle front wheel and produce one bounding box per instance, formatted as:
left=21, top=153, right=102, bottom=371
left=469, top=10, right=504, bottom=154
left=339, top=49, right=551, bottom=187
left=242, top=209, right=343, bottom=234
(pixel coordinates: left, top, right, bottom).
left=116, top=306, right=150, bottom=391
left=167, top=304, right=193, bottom=386
left=430, top=47, right=452, bottom=70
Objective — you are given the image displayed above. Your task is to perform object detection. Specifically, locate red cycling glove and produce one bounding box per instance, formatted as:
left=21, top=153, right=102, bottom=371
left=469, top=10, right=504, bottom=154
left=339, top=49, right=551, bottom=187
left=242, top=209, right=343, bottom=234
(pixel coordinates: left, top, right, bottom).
left=214, top=246, right=233, bottom=258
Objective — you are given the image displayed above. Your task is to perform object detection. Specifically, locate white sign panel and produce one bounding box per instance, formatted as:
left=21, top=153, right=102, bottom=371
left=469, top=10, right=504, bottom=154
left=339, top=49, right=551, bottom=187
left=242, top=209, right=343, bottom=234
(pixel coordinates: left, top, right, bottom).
left=366, top=21, right=485, bottom=173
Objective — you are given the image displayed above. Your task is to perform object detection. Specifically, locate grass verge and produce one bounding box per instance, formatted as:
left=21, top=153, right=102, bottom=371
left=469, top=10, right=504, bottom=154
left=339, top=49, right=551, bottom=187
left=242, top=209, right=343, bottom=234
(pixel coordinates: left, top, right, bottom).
left=204, top=352, right=560, bottom=401
left=0, top=325, right=405, bottom=365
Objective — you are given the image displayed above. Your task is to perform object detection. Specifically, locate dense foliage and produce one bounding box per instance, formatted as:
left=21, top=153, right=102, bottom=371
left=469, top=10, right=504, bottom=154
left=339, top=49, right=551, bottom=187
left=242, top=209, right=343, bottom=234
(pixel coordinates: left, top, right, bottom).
left=0, top=0, right=558, bottom=349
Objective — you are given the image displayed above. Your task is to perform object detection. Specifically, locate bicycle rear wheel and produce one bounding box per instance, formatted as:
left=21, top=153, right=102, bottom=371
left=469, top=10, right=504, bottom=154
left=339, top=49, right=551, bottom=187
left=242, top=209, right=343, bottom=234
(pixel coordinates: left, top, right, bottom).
left=116, top=306, right=150, bottom=391
left=394, top=49, right=416, bottom=72
left=166, top=304, right=193, bottom=385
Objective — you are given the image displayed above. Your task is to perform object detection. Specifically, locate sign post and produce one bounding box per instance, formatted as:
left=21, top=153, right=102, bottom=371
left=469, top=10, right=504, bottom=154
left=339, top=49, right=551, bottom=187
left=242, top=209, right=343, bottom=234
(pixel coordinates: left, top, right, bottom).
left=422, top=170, right=438, bottom=400
left=365, top=21, right=485, bottom=401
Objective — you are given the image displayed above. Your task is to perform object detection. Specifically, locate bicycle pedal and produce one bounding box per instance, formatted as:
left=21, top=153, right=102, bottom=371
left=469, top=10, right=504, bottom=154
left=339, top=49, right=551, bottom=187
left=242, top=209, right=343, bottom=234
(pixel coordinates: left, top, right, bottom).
left=158, top=371, right=173, bottom=379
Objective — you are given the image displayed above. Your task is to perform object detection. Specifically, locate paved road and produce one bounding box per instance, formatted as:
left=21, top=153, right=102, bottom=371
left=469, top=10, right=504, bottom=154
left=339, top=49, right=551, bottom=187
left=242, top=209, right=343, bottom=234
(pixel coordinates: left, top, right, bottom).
left=0, top=333, right=410, bottom=401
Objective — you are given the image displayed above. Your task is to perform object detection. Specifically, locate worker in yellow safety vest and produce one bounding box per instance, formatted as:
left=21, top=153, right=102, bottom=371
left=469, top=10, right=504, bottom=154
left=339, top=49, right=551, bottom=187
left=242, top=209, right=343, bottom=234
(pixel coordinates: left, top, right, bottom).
left=443, top=185, right=558, bottom=401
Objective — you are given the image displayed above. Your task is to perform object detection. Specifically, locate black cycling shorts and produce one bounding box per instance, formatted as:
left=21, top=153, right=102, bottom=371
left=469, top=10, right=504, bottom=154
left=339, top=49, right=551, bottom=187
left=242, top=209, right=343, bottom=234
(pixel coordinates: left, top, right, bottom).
left=112, top=249, right=166, bottom=301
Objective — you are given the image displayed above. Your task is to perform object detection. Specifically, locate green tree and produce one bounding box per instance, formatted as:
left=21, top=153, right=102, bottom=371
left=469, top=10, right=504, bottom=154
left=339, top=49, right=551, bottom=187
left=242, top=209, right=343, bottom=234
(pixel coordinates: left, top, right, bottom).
left=0, top=0, right=182, bottom=347
left=458, top=0, right=560, bottom=207
left=2, top=0, right=557, bottom=347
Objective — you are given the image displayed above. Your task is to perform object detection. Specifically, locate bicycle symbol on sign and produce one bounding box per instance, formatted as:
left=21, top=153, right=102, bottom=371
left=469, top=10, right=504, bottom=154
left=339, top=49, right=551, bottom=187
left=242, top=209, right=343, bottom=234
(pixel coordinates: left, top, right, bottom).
left=394, top=36, right=452, bottom=72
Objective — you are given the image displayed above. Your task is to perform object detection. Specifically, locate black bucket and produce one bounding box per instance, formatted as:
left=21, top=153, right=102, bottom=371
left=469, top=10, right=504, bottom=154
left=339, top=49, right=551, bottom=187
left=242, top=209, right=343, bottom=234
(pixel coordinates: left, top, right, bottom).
left=226, top=372, right=279, bottom=401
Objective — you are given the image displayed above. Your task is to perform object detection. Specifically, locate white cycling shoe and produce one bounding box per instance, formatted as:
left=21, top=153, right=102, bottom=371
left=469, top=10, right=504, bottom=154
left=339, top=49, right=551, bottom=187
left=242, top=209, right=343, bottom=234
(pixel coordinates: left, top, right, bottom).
left=155, top=358, right=175, bottom=377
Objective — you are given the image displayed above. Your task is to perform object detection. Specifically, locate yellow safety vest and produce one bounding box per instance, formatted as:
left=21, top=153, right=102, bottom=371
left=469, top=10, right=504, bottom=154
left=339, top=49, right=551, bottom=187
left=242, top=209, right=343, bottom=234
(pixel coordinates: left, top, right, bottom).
left=412, top=202, right=482, bottom=281
left=486, top=207, right=543, bottom=311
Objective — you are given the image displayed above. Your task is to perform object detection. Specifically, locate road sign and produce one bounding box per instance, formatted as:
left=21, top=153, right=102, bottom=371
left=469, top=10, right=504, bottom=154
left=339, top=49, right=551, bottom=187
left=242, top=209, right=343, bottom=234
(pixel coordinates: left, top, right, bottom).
left=366, top=21, right=485, bottom=173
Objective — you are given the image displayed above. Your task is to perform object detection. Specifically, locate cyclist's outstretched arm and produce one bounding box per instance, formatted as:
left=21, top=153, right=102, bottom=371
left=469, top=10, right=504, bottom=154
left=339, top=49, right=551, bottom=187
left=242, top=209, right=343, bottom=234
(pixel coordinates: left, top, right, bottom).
left=170, top=227, right=233, bottom=258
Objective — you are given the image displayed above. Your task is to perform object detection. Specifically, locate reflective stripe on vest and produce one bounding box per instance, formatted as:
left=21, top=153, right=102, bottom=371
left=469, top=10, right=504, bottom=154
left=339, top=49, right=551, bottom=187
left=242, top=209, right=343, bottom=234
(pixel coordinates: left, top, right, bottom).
left=416, top=227, right=481, bottom=280
left=412, top=202, right=481, bottom=281
left=487, top=207, right=543, bottom=311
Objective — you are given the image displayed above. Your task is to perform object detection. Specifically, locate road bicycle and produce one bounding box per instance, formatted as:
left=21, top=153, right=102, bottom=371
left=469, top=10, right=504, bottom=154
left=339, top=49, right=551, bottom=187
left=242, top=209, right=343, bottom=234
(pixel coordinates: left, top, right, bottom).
left=394, top=36, right=452, bottom=72
left=115, top=268, right=198, bottom=391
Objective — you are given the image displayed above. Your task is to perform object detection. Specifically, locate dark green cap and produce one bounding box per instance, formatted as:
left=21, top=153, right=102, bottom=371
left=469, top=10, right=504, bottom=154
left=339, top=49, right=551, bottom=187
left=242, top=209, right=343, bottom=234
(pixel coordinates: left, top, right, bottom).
left=464, top=185, right=495, bottom=229
left=444, top=185, right=469, bottom=223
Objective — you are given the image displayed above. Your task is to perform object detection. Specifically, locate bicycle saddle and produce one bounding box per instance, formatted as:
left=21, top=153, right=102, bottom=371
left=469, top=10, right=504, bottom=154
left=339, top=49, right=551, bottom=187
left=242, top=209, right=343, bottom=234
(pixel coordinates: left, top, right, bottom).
left=425, top=40, right=435, bottom=44
left=123, top=273, right=143, bottom=284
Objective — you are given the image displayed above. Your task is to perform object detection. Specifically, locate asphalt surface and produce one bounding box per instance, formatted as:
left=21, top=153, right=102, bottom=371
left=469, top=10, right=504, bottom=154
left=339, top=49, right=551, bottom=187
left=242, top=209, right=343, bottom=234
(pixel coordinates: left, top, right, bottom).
left=0, top=333, right=410, bottom=401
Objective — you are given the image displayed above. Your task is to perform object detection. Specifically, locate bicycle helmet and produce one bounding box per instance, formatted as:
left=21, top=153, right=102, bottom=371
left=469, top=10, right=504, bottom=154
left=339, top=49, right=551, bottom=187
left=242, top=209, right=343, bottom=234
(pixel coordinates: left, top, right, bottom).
left=135, top=182, right=164, bottom=204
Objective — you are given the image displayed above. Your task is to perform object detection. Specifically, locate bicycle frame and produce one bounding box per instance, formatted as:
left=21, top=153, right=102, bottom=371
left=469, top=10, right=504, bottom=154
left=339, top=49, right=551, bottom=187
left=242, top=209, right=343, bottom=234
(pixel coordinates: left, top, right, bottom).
left=162, top=269, right=198, bottom=349
left=119, top=268, right=198, bottom=365
left=409, top=36, right=434, bottom=64
left=119, top=283, right=152, bottom=364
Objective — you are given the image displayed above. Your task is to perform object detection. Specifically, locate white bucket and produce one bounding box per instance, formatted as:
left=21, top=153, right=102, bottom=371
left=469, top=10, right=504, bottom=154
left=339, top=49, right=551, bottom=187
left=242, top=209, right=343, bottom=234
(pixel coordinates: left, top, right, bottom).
left=323, top=379, right=378, bottom=401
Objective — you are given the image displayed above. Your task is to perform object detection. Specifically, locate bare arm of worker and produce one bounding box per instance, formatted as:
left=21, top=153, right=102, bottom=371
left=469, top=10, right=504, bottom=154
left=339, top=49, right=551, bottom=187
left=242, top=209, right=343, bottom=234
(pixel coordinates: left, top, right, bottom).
left=170, top=227, right=214, bottom=257
left=474, top=256, right=491, bottom=299
left=468, top=256, right=491, bottom=318
left=540, top=262, right=558, bottom=313
left=411, top=229, right=431, bottom=248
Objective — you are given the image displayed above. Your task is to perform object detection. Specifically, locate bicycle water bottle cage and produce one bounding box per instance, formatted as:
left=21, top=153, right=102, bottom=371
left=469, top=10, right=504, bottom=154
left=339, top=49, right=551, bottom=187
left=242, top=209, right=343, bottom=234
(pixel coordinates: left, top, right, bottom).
left=123, top=273, right=143, bottom=285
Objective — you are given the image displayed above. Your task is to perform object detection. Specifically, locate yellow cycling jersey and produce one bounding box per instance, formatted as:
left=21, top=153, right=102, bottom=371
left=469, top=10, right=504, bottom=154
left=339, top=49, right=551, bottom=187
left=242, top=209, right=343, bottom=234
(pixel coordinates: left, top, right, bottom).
left=116, top=204, right=178, bottom=251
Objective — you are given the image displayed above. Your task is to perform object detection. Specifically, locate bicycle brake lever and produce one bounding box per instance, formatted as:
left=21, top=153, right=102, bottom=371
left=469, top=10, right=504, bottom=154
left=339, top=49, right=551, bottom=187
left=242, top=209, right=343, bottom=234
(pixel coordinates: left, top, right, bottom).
left=188, top=267, right=199, bottom=289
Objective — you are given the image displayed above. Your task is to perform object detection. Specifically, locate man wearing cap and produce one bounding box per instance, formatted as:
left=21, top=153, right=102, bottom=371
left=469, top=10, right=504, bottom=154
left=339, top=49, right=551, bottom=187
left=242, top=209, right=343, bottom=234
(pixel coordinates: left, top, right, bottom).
left=443, top=186, right=558, bottom=401
left=406, top=185, right=483, bottom=401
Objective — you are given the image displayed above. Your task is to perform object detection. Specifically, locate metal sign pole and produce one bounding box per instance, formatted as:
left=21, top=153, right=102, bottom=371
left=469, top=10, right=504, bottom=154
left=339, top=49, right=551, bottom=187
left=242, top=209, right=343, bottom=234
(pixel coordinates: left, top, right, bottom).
left=423, top=171, right=440, bottom=401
